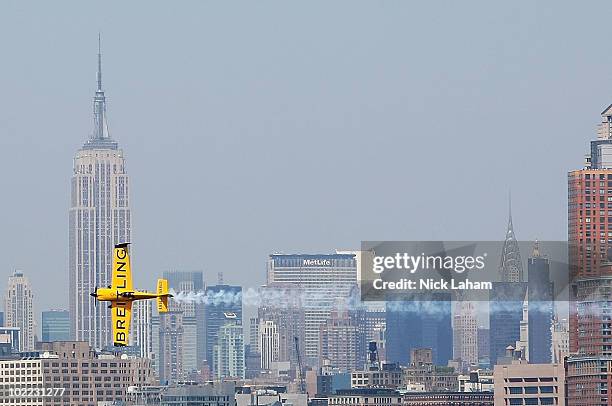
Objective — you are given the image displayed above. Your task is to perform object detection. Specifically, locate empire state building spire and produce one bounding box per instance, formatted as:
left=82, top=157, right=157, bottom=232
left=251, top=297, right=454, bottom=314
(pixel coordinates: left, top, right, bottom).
left=93, top=34, right=108, bottom=140
left=85, top=35, right=116, bottom=149
left=97, top=34, right=102, bottom=92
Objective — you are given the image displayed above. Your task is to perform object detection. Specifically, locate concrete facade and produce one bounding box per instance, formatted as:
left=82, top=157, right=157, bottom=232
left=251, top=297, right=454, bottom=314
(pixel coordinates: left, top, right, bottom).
left=493, top=361, right=564, bottom=406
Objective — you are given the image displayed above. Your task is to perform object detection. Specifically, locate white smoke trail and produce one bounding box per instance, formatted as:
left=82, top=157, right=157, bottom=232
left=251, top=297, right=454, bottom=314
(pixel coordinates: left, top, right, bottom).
left=170, top=287, right=361, bottom=309
left=170, top=286, right=570, bottom=319
left=172, top=288, right=458, bottom=317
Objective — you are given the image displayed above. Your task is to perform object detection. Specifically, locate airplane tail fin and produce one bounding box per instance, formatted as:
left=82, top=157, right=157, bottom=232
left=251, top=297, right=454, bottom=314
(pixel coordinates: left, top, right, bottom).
left=157, top=278, right=171, bottom=313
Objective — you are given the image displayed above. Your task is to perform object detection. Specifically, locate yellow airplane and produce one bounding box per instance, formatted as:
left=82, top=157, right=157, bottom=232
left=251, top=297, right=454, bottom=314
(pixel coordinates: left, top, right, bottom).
left=90, top=243, right=172, bottom=346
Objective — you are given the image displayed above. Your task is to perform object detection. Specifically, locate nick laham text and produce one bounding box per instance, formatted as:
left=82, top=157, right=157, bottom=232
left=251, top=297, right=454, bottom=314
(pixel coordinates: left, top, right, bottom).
left=372, top=278, right=492, bottom=291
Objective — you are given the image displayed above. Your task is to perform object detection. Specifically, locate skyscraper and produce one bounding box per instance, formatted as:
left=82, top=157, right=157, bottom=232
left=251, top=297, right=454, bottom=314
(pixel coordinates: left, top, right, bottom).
left=69, top=39, right=131, bottom=349
left=514, top=294, right=529, bottom=358
left=130, top=300, right=153, bottom=359
left=163, top=271, right=205, bottom=366
left=266, top=253, right=358, bottom=366
left=527, top=241, right=553, bottom=364
left=249, top=317, right=260, bottom=355
left=452, top=300, right=478, bottom=368
left=565, top=105, right=612, bottom=405
left=259, top=320, right=280, bottom=370
left=385, top=298, right=452, bottom=366
left=205, top=284, right=242, bottom=367
left=156, top=304, right=193, bottom=384
left=213, top=318, right=245, bottom=379
left=489, top=205, right=527, bottom=366
left=41, top=310, right=70, bottom=342
left=499, top=200, right=524, bottom=283
left=477, top=327, right=490, bottom=362
left=152, top=273, right=200, bottom=381
left=489, top=289, right=527, bottom=368
left=257, top=284, right=306, bottom=372
left=318, top=310, right=363, bottom=371
left=568, top=106, right=612, bottom=355
left=4, top=271, right=34, bottom=351
left=551, top=318, right=569, bottom=364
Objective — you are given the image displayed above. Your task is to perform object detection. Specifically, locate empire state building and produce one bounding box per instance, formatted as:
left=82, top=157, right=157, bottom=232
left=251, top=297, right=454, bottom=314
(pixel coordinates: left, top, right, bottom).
left=69, top=41, right=131, bottom=348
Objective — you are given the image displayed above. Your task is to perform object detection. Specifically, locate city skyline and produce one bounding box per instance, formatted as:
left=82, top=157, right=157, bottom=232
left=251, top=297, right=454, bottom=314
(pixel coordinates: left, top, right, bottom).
left=2, top=3, right=612, bottom=404
left=3, top=2, right=609, bottom=314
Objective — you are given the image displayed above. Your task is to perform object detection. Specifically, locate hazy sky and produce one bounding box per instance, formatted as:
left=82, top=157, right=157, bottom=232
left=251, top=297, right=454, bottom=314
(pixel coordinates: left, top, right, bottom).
left=1, top=1, right=611, bottom=320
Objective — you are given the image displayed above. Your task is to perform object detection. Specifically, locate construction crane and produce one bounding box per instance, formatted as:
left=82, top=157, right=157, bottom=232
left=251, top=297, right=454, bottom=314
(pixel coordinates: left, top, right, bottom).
left=294, top=336, right=306, bottom=394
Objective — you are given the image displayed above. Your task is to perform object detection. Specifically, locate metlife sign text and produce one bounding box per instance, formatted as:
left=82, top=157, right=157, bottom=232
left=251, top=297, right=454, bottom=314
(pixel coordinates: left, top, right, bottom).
left=302, top=259, right=332, bottom=267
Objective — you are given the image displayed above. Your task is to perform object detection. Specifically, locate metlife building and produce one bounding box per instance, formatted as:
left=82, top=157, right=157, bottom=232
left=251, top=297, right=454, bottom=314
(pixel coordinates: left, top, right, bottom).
left=266, top=253, right=358, bottom=366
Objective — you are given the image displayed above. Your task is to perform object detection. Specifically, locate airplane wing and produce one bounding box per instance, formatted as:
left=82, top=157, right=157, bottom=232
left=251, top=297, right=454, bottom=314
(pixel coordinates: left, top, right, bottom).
left=112, top=243, right=133, bottom=292
left=111, top=301, right=132, bottom=346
